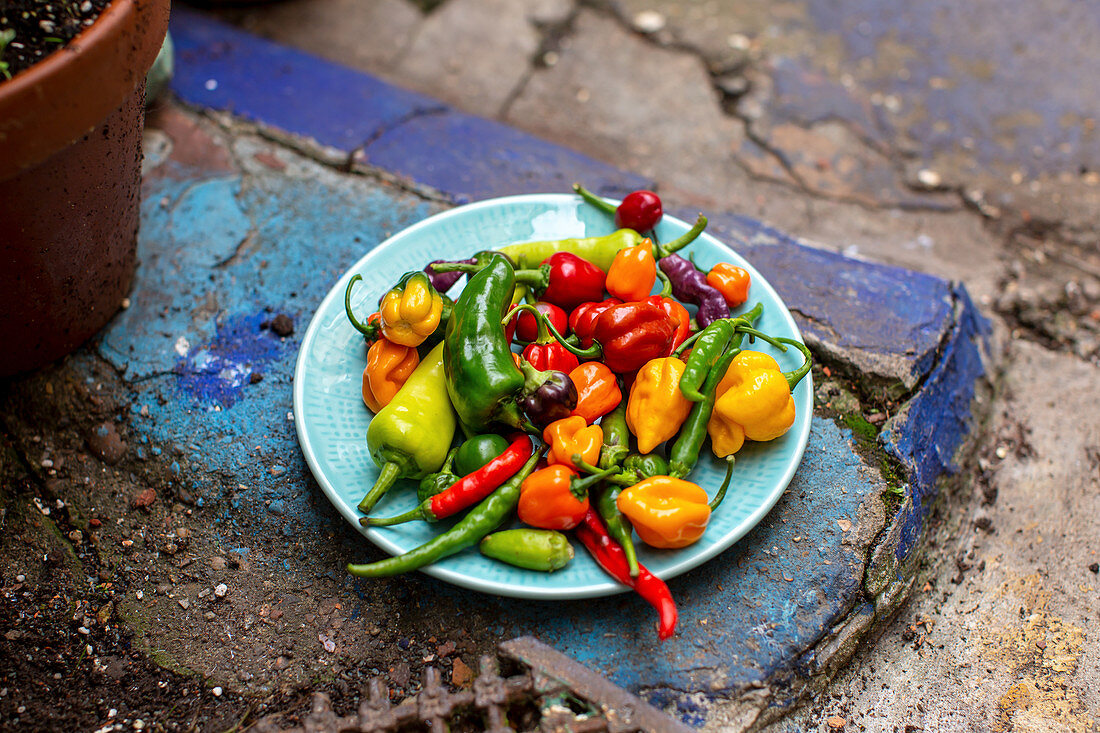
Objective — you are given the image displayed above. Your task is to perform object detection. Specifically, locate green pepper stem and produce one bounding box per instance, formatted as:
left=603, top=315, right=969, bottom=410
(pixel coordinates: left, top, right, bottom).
left=775, top=337, right=814, bottom=389
left=344, top=274, right=380, bottom=337
left=572, top=183, right=619, bottom=216
left=573, top=458, right=633, bottom=486
left=655, top=214, right=707, bottom=257
left=363, top=501, right=429, bottom=527
left=709, top=458, right=735, bottom=511
left=358, top=461, right=402, bottom=513
left=655, top=268, right=673, bottom=298
left=734, top=326, right=789, bottom=352
left=569, top=459, right=619, bottom=500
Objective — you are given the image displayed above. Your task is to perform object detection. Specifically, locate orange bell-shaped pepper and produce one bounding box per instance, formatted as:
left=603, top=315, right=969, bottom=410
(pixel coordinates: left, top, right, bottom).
left=362, top=337, right=420, bottom=412
left=616, top=476, right=711, bottom=549
left=706, top=263, right=751, bottom=307
left=626, top=357, right=693, bottom=454
left=568, top=362, right=622, bottom=424
left=542, top=416, right=603, bottom=469
left=379, top=271, right=443, bottom=347
left=708, top=351, right=796, bottom=456
left=605, top=242, right=657, bottom=301
left=518, top=464, right=591, bottom=530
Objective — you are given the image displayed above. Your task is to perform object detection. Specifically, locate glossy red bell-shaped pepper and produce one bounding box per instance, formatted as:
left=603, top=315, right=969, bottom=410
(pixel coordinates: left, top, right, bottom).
left=540, top=252, right=607, bottom=311
left=592, top=301, right=676, bottom=373
left=514, top=301, right=568, bottom=342
left=643, top=295, right=691, bottom=353
left=568, top=297, right=622, bottom=348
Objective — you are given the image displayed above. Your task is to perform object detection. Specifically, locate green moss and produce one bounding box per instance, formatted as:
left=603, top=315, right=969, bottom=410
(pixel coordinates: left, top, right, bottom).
left=844, top=414, right=878, bottom=443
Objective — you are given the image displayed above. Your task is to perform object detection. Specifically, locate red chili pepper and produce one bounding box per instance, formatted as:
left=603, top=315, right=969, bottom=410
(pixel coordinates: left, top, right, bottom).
left=643, top=295, right=691, bottom=353
left=366, top=435, right=534, bottom=526
left=574, top=508, right=677, bottom=640
left=592, top=301, right=676, bottom=373
left=514, top=301, right=568, bottom=343
left=540, top=252, right=607, bottom=311
left=568, top=298, right=622, bottom=348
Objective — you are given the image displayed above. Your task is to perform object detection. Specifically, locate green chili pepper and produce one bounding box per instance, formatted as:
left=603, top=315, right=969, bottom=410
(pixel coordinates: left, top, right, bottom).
left=454, top=433, right=511, bottom=476
left=678, top=318, right=737, bottom=401
left=597, top=400, right=631, bottom=470
left=347, top=449, right=545, bottom=577
left=359, top=343, right=457, bottom=513
left=623, top=453, right=670, bottom=479
left=667, top=306, right=763, bottom=479
left=594, top=484, right=640, bottom=577
left=443, top=253, right=528, bottom=432
left=479, top=529, right=574, bottom=572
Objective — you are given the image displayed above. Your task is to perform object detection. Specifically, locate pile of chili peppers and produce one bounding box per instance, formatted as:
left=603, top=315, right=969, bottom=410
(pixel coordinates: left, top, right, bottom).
left=342, top=184, right=812, bottom=640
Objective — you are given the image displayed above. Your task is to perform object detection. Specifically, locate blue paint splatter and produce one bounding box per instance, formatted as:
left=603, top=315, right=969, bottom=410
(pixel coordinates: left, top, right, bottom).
left=175, top=312, right=285, bottom=408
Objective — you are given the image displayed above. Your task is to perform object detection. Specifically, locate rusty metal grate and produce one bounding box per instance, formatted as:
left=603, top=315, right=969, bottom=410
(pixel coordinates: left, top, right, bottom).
left=252, top=636, right=691, bottom=733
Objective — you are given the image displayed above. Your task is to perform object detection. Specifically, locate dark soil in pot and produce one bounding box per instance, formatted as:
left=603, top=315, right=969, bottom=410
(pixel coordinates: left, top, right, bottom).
left=0, top=0, right=110, bottom=78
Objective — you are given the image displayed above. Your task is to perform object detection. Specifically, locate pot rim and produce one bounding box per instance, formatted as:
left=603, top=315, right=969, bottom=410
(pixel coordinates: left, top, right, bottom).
left=0, top=0, right=170, bottom=179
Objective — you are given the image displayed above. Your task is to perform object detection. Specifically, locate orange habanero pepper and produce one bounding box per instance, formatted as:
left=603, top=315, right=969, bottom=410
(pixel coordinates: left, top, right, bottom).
left=518, top=464, right=591, bottom=530
left=616, top=476, right=711, bottom=549
left=362, top=338, right=420, bottom=413
left=542, top=416, right=603, bottom=469
left=605, top=242, right=657, bottom=301
left=568, top=362, right=622, bottom=424
left=706, top=263, right=751, bottom=307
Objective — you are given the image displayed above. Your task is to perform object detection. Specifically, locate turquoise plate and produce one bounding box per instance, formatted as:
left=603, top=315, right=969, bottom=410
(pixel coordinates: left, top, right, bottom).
left=293, top=194, right=812, bottom=600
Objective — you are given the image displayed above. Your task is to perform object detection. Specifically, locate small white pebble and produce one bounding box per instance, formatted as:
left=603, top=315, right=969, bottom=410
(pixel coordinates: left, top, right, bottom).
left=78, top=626, right=91, bottom=635
left=134, top=720, right=145, bottom=731
left=995, top=445, right=1008, bottom=459
left=214, top=583, right=228, bottom=598
left=136, top=590, right=144, bottom=600
left=15, top=574, right=25, bottom=583
left=40, top=459, right=54, bottom=468
left=204, top=79, right=218, bottom=91
left=81, top=0, right=93, bottom=11
left=121, top=298, right=131, bottom=309
left=916, top=169, right=942, bottom=188
left=727, top=33, right=751, bottom=50
left=212, top=686, right=223, bottom=697
left=633, top=10, right=666, bottom=33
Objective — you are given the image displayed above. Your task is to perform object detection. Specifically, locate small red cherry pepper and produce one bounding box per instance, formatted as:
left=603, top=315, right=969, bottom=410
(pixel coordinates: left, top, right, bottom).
left=513, top=301, right=568, bottom=342
left=513, top=304, right=580, bottom=373
left=540, top=252, right=607, bottom=311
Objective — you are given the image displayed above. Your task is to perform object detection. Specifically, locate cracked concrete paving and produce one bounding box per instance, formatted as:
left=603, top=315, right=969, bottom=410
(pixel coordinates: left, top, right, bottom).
left=193, top=0, right=1099, bottom=728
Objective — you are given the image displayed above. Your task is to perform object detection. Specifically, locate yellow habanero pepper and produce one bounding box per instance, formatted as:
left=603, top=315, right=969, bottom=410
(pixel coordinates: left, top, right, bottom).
left=616, top=476, right=711, bottom=549
left=707, top=351, right=795, bottom=458
left=626, top=357, right=693, bottom=454
left=543, top=416, right=603, bottom=469
left=379, top=271, right=443, bottom=347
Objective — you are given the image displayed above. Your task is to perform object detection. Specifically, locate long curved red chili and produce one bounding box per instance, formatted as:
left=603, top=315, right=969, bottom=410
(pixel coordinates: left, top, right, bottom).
left=574, top=508, right=678, bottom=640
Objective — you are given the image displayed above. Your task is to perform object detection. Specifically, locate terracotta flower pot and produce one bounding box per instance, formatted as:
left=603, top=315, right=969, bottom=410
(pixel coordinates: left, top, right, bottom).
left=0, top=0, right=170, bottom=376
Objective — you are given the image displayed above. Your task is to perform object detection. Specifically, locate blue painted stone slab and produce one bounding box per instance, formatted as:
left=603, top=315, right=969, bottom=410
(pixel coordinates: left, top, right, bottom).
left=168, top=7, right=651, bottom=203
left=698, top=211, right=955, bottom=390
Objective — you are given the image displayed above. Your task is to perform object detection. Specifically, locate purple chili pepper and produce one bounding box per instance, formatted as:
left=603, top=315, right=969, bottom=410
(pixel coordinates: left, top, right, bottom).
left=658, top=253, right=729, bottom=328
left=424, top=258, right=476, bottom=292
left=520, top=370, right=578, bottom=429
